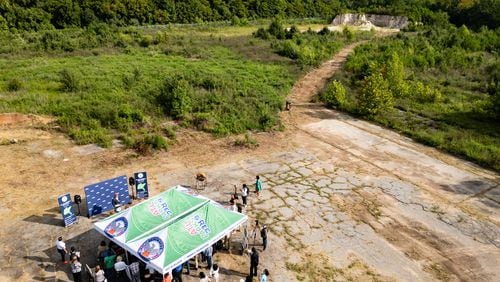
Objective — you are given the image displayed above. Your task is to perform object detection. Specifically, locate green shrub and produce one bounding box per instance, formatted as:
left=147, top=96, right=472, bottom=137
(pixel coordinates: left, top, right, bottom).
left=139, top=35, right=153, bottom=47
left=358, top=72, right=393, bottom=116
left=154, top=31, right=169, bottom=44
left=322, top=80, right=346, bottom=108
left=7, top=78, right=22, bottom=91
left=253, top=27, right=270, bottom=40
left=286, top=25, right=299, bottom=39
left=488, top=83, right=500, bottom=119
left=234, top=132, right=259, bottom=148
left=411, top=81, right=442, bottom=103
left=58, top=69, right=79, bottom=92
left=231, top=16, right=241, bottom=26
left=318, top=27, right=331, bottom=36
left=157, top=77, right=193, bottom=119
left=268, top=18, right=285, bottom=39
left=131, top=134, right=168, bottom=155
left=122, top=68, right=141, bottom=90
left=189, top=112, right=217, bottom=131
left=276, top=41, right=299, bottom=59
left=386, top=52, right=410, bottom=98
left=118, top=105, right=144, bottom=122
left=69, top=126, right=112, bottom=147
left=163, top=126, right=176, bottom=140
left=343, top=26, right=354, bottom=41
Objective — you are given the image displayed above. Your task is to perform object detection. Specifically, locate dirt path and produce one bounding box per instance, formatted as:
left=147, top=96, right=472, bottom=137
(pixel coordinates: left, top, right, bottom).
left=288, top=41, right=366, bottom=105
left=0, top=41, right=498, bottom=282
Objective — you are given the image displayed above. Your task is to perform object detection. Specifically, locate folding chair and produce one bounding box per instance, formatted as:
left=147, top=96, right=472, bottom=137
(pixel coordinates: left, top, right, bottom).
left=85, top=264, right=95, bottom=282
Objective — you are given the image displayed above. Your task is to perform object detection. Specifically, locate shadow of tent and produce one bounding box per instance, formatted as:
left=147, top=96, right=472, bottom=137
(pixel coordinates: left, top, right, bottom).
left=27, top=229, right=105, bottom=282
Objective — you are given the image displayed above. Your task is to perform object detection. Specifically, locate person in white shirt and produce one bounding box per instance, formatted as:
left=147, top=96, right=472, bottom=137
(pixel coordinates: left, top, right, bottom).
left=241, top=184, right=249, bottom=207
left=230, top=199, right=237, bottom=212
left=199, top=271, right=210, bottom=282
left=55, top=236, right=68, bottom=263
left=114, top=256, right=128, bottom=281
left=94, top=265, right=106, bottom=282
left=70, top=255, right=82, bottom=282
left=69, top=246, right=80, bottom=261
left=209, top=264, right=219, bottom=282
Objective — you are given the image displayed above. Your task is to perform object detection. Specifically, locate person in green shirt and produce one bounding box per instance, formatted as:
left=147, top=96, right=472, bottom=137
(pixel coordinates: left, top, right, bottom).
left=255, top=176, right=262, bottom=198
left=103, top=251, right=116, bottom=281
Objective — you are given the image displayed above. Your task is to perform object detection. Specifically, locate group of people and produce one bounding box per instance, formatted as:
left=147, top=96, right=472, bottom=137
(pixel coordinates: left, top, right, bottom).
left=229, top=176, right=270, bottom=282
left=55, top=236, right=83, bottom=282
left=56, top=175, right=270, bottom=282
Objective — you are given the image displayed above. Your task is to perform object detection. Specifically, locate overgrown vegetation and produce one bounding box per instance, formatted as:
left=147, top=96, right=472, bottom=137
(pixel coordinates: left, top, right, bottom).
left=234, top=133, right=259, bottom=148
left=321, top=25, right=500, bottom=170
left=0, top=1, right=497, bottom=31
left=0, top=1, right=498, bottom=169
left=0, top=17, right=367, bottom=153
left=254, top=18, right=371, bottom=68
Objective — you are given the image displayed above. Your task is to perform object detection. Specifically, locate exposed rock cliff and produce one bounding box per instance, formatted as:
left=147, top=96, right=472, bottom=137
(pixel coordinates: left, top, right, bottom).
left=332, top=14, right=408, bottom=29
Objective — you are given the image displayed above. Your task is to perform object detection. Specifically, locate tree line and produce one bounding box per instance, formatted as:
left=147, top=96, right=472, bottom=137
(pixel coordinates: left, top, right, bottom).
left=0, top=0, right=498, bottom=32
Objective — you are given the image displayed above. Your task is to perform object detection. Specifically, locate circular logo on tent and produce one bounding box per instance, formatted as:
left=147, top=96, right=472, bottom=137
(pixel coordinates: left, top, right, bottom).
left=104, top=217, right=128, bottom=238
left=61, top=196, right=68, bottom=202
left=138, top=237, right=164, bottom=261
left=138, top=173, right=144, bottom=178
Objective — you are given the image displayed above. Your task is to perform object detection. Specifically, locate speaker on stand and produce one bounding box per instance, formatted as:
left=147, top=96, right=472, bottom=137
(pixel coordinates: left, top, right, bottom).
left=74, top=194, right=82, bottom=216
left=129, top=176, right=136, bottom=200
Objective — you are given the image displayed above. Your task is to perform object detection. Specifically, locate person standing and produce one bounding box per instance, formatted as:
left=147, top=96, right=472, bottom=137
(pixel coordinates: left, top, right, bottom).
left=203, top=246, right=213, bottom=270
left=260, top=225, right=268, bottom=251
left=241, top=184, right=249, bottom=207
left=70, top=255, right=82, bottom=282
left=199, top=272, right=210, bottom=282
left=112, top=192, right=122, bottom=212
left=260, top=269, right=269, bottom=282
left=69, top=246, right=80, bottom=261
left=172, top=264, right=183, bottom=282
left=209, top=264, right=219, bottom=282
left=114, top=256, right=129, bottom=281
left=143, top=269, right=155, bottom=282
left=251, top=220, right=260, bottom=246
left=229, top=199, right=237, bottom=212
left=103, top=248, right=117, bottom=282
left=255, top=176, right=262, bottom=198
left=97, top=240, right=107, bottom=262
left=128, top=260, right=141, bottom=282
left=163, top=272, right=172, bottom=282
left=249, top=247, right=259, bottom=277
left=94, top=265, right=106, bottom=282
left=55, top=236, right=68, bottom=264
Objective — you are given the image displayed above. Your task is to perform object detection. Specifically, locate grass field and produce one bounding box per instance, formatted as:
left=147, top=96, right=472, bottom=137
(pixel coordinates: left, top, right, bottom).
left=0, top=20, right=356, bottom=152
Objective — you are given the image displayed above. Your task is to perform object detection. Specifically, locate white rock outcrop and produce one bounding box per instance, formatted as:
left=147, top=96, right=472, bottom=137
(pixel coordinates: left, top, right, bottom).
left=332, top=13, right=408, bottom=29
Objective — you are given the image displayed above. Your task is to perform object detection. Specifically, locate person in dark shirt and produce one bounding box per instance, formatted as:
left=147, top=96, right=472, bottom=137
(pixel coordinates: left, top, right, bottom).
left=250, top=247, right=259, bottom=277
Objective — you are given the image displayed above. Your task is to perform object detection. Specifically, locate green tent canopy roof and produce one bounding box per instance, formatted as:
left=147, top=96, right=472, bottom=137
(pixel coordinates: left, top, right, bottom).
left=94, top=185, right=247, bottom=274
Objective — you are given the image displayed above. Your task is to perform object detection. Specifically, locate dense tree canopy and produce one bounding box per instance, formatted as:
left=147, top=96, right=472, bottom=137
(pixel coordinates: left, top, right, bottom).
left=0, top=0, right=498, bottom=31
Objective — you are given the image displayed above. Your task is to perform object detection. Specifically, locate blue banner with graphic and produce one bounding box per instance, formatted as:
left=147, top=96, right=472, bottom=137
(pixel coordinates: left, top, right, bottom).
left=84, top=175, right=131, bottom=217
left=58, top=193, right=77, bottom=227
left=134, top=172, right=149, bottom=199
